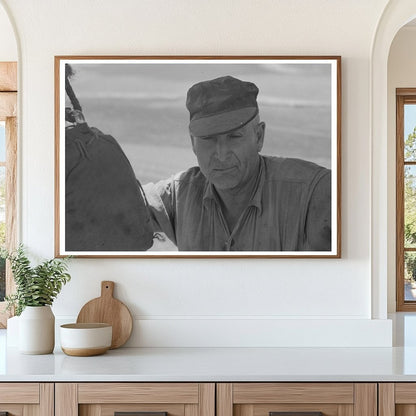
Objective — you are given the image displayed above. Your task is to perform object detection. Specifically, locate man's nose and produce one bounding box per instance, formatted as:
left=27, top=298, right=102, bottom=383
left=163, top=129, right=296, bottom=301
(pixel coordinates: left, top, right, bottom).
left=215, top=136, right=230, bottom=161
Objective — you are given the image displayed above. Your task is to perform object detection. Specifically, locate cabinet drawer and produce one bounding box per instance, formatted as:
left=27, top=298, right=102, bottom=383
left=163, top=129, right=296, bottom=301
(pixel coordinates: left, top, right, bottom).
left=0, top=383, right=39, bottom=403
left=379, top=383, right=416, bottom=415
left=218, top=383, right=376, bottom=416
left=0, top=383, right=53, bottom=416
left=56, top=383, right=215, bottom=416
left=78, top=383, right=200, bottom=403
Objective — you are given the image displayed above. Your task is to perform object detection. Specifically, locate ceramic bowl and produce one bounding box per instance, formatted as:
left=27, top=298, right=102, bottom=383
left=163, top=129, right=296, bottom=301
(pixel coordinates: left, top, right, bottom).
left=60, top=323, right=112, bottom=356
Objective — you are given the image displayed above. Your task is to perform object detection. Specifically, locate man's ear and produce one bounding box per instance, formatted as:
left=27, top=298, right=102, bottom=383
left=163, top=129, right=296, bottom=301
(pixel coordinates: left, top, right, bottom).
left=190, top=134, right=196, bottom=155
left=256, top=122, right=265, bottom=152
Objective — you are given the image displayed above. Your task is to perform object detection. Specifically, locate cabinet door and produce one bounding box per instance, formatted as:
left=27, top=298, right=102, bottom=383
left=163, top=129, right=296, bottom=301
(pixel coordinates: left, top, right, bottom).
left=379, top=383, right=416, bottom=416
left=0, top=383, right=53, bottom=416
left=217, top=383, right=377, bottom=416
left=55, top=383, right=215, bottom=416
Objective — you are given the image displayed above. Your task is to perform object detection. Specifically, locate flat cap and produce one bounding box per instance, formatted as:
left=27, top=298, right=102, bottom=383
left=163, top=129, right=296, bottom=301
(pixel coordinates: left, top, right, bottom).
left=186, top=75, right=259, bottom=137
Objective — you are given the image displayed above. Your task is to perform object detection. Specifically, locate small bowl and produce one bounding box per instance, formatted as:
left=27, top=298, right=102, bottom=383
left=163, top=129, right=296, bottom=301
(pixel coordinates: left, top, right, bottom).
left=60, top=323, right=112, bottom=356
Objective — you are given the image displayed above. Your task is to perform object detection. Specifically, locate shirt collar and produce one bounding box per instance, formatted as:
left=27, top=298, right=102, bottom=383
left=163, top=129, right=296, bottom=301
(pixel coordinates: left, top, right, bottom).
left=203, top=156, right=265, bottom=214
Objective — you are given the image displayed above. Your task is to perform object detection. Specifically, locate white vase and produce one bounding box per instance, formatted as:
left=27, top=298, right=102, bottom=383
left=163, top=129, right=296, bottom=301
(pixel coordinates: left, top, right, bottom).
left=18, top=305, right=55, bottom=354
left=6, top=315, right=19, bottom=347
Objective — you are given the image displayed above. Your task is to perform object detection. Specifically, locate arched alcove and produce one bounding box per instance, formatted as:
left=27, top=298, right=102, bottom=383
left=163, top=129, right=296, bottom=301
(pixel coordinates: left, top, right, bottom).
left=371, top=0, right=416, bottom=318
left=387, top=18, right=416, bottom=313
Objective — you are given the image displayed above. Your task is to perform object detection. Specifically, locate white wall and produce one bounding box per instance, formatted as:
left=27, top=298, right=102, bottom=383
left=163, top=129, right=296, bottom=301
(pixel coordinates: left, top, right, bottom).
left=387, top=26, right=416, bottom=312
left=0, top=0, right=394, bottom=347
left=0, top=3, right=16, bottom=61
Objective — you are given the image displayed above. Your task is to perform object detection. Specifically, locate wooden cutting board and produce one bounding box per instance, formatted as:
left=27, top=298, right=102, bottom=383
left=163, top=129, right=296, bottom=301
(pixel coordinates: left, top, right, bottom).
left=76, top=281, right=133, bottom=349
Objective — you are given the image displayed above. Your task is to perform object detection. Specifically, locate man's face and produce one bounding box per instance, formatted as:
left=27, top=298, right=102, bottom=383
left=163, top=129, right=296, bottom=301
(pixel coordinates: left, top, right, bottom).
left=191, top=120, right=265, bottom=191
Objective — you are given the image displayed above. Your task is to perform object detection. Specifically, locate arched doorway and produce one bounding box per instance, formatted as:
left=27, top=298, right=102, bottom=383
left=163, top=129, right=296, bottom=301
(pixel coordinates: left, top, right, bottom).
left=371, top=0, right=416, bottom=318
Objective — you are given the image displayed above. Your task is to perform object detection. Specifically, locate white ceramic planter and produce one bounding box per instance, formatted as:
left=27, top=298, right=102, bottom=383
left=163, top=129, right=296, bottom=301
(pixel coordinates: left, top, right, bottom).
left=19, top=305, right=55, bottom=354
left=6, top=315, right=19, bottom=347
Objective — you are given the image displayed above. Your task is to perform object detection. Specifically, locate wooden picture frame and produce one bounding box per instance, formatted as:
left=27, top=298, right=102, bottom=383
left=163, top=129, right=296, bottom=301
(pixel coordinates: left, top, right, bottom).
left=55, top=56, right=341, bottom=258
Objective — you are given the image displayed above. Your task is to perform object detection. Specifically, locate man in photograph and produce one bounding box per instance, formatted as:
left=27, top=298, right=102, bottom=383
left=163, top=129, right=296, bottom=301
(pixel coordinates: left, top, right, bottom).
left=142, top=75, right=331, bottom=251
left=65, top=72, right=331, bottom=252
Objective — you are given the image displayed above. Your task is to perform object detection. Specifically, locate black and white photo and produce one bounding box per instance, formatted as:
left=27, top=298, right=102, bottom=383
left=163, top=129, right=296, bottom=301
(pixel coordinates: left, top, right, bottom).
left=55, top=57, right=341, bottom=258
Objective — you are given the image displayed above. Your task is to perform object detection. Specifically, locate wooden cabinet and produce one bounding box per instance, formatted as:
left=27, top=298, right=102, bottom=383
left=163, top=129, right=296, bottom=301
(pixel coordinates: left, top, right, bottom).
left=0, top=383, right=53, bottom=416
left=0, top=381, right=384, bottom=416
left=217, top=383, right=377, bottom=416
left=379, top=383, right=416, bottom=416
left=55, top=383, right=215, bottom=416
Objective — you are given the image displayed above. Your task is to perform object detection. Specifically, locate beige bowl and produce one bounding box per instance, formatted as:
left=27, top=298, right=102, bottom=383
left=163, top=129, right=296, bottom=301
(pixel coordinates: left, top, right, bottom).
left=60, top=323, right=112, bottom=356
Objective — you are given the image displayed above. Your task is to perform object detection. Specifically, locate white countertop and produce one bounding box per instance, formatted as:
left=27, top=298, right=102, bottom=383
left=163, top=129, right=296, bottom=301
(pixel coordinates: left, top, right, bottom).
left=2, top=339, right=416, bottom=382
left=3, top=313, right=416, bottom=382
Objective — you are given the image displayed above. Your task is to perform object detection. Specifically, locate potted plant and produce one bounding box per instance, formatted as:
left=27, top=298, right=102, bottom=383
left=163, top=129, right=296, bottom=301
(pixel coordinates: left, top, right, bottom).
left=4, top=245, right=71, bottom=354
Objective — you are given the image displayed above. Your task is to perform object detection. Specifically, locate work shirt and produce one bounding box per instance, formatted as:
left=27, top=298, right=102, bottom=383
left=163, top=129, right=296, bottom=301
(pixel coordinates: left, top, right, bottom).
left=143, top=155, right=331, bottom=251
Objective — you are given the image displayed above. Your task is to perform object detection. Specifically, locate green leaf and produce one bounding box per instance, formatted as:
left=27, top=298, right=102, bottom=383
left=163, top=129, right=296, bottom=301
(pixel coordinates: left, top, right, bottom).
left=5, top=245, right=72, bottom=315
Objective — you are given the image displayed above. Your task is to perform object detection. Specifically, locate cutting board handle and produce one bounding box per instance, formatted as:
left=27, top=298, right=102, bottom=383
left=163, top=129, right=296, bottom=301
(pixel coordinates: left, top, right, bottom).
left=101, top=281, right=114, bottom=298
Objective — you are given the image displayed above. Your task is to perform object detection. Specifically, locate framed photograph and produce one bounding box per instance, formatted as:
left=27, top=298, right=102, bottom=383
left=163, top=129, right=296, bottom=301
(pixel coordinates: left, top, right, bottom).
left=55, top=56, right=341, bottom=258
